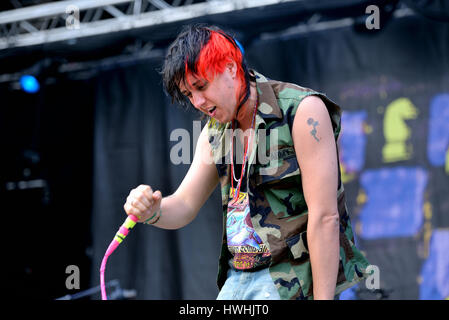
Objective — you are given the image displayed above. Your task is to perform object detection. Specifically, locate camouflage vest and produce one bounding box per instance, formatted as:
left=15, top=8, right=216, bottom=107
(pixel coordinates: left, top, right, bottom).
left=207, top=70, right=370, bottom=300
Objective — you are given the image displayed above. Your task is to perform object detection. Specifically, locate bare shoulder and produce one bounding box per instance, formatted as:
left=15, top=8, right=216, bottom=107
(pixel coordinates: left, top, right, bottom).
left=296, top=95, right=329, bottom=118
left=292, top=95, right=338, bottom=211
left=293, top=95, right=334, bottom=144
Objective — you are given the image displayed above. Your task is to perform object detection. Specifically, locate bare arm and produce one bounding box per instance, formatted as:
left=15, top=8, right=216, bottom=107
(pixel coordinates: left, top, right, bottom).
left=292, top=95, right=340, bottom=300
left=124, top=124, right=219, bottom=230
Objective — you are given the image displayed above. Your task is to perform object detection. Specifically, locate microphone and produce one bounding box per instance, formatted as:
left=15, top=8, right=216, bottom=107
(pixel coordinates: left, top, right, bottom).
left=100, top=214, right=139, bottom=300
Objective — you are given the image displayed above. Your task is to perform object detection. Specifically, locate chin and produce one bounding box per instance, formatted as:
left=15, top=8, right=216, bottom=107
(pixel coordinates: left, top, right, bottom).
left=212, top=113, right=229, bottom=124
left=218, top=117, right=233, bottom=124
left=213, top=118, right=225, bottom=124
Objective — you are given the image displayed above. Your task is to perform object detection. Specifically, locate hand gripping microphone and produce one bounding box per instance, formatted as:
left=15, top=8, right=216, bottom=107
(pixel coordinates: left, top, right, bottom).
left=100, top=214, right=138, bottom=300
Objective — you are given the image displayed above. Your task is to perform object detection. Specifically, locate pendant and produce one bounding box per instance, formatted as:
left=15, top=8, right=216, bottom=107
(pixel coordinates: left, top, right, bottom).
left=229, top=187, right=236, bottom=198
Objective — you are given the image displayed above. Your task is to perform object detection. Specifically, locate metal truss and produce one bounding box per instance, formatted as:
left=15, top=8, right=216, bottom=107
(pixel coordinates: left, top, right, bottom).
left=0, top=0, right=302, bottom=50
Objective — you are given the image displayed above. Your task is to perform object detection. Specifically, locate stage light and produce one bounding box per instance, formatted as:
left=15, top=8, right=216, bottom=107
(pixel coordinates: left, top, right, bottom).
left=19, top=75, right=40, bottom=93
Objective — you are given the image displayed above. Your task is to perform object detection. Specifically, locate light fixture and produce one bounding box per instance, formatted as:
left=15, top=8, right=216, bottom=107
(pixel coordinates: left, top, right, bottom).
left=19, top=75, right=40, bottom=93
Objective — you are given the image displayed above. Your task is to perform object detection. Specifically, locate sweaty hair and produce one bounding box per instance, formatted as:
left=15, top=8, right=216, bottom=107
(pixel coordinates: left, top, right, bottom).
left=162, top=24, right=252, bottom=110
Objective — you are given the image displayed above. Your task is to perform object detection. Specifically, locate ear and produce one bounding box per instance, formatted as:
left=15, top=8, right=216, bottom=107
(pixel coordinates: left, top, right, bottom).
left=226, top=61, right=237, bottom=79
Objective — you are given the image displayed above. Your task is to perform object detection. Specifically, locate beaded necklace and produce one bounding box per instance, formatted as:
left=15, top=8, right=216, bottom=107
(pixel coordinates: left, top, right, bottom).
left=230, top=98, right=258, bottom=202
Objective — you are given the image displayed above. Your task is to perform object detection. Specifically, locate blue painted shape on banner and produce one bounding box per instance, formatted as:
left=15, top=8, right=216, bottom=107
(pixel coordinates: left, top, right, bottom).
left=340, top=111, right=367, bottom=173
left=339, top=284, right=358, bottom=300
left=359, top=167, right=427, bottom=239
left=427, top=94, right=449, bottom=166
left=420, top=230, right=449, bottom=300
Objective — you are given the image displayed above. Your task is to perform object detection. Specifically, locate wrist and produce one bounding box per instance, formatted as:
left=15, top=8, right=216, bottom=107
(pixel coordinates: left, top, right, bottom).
left=144, top=208, right=161, bottom=225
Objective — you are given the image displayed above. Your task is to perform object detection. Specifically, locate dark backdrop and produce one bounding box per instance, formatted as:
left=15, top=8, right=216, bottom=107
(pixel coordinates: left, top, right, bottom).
left=1, top=3, right=448, bottom=300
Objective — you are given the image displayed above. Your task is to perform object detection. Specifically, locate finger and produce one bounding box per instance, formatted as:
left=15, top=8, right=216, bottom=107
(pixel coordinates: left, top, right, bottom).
left=129, top=191, right=150, bottom=207
left=123, top=202, right=130, bottom=215
left=124, top=202, right=140, bottom=217
left=141, top=185, right=154, bottom=201
left=131, top=188, right=152, bottom=206
left=130, top=198, right=148, bottom=212
left=136, top=193, right=151, bottom=208
left=137, top=184, right=153, bottom=196
left=152, top=190, right=162, bottom=201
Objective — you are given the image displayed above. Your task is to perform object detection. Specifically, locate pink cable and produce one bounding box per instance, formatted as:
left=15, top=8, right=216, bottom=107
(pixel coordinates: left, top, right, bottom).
left=100, top=215, right=138, bottom=300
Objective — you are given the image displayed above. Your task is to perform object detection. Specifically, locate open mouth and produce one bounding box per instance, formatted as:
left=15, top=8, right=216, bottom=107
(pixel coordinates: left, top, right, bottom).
left=208, top=106, right=217, bottom=116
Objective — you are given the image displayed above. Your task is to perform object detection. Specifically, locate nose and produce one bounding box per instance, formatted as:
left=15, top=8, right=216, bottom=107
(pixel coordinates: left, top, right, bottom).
left=191, top=92, right=206, bottom=110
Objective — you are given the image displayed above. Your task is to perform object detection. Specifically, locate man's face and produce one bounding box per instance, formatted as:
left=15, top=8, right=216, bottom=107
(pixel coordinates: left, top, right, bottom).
left=178, top=63, right=239, bottom=123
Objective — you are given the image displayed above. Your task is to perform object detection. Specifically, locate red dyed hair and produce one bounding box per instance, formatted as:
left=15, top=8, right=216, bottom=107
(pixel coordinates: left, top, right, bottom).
left=185, top=30, right=246, bottom=105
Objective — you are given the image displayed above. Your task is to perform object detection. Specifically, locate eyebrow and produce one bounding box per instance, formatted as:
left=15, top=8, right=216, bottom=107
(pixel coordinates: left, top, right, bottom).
left=180, top=79, right=201, bottom=96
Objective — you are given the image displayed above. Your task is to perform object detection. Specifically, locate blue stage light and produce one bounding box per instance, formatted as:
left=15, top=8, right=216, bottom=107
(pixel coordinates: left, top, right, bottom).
left=20, top=75, right=40, bottom=93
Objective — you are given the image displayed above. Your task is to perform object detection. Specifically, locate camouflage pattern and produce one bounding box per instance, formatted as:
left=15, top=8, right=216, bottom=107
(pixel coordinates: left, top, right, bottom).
left=207, top=70, right=370, bottom=300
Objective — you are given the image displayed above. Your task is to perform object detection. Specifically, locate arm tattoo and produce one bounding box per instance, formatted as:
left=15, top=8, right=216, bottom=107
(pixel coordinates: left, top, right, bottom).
left=307, top=117, right=321, bottom=142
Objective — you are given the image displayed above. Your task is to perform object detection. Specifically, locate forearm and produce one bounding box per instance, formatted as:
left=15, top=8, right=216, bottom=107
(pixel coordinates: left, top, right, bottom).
left=147, top=193, right=196, bottom=230
left=307, top=211, right=340, bottom=300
